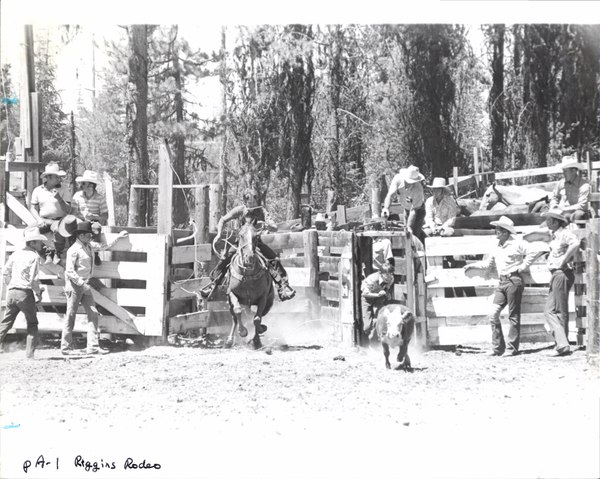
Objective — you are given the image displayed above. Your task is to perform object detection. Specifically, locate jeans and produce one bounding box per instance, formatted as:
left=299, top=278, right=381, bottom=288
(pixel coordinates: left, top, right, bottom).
left=545, top=269, right=574, bottom=353
left=362, top=296, right=386, bottom=334
left=61, top=284, right=99, bottom=353
left=490, top=275, right=524, bottom=354
left=0, top=289, right=38, bottom=358
left=405, top=205, right=426, bottom=243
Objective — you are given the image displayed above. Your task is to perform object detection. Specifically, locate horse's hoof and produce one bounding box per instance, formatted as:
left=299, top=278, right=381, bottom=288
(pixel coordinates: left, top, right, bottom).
left=252, top=337, right=262, bottom=349
left=258, top=324, right=267, bottom=334
left=224, top=338, right=233, bottom=349
left=239, top=325, right=248, bottom=338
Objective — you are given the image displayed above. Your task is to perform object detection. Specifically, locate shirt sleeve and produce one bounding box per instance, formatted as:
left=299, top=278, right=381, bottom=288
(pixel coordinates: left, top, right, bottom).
left=564, top=181, right=590, bottom=212
left=3, top=255, right=14, bottom=284
left=519, top=240, right=537, bottom=271
left=30, top=257, right=42, bottom=297
left=70, top=193, right=82, bottom=219
left=65, top=248, right=85, bottom=286
left=424, top=197, right=435, bottom=229
left=549, top=181, right=561, bottom=209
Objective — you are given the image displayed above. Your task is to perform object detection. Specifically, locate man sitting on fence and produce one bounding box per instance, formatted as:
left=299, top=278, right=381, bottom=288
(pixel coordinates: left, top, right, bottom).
left=30, top=163, right=73, bottom=263
left=199, top=188, right=296, bottom=302
left=549, top=155, right=591, bottom=223
left=381, top=165, right=426, bottom=242
left=422, top=177, right=461, bottom=238
left=463, top=216, right=537, bottom=357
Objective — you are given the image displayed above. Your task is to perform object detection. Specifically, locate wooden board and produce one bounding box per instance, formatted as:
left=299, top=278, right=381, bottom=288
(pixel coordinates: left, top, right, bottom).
left=171, top=243, right=212, bottom=264
left=453, top=213, right=545, bottom=230
left=169, top=311, right=210, bottom=333
left=6, top=312, right=140, bottom=335
left=427, top=292, right=576, bottom=318
left=426, top=265, right=552, bottom=288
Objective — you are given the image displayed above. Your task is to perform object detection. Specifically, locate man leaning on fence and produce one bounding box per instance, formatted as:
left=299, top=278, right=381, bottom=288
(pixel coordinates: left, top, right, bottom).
left=463, top=216, right=537, bottom=357
left=541, top=208, right=580, bottom=357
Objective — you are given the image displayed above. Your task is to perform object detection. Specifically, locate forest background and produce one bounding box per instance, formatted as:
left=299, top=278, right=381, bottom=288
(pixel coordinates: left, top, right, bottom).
left=2, top=16, right=599, bottom=228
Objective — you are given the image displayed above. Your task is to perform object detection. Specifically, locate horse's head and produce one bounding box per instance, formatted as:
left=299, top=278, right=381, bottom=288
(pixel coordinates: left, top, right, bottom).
left=479, top=182, right=504, bottom=210
left=238, top=223, right=258, bottom=268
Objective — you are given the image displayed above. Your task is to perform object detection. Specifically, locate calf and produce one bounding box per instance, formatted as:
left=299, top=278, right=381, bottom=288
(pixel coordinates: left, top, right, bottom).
left=375, top=303, right=415, bottom=370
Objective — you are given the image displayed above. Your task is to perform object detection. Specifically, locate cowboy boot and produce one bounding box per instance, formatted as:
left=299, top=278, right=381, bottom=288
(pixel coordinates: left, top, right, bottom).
left=199, top=260, right=228, bottom=299
left=269, top=261, right=296, bottom=301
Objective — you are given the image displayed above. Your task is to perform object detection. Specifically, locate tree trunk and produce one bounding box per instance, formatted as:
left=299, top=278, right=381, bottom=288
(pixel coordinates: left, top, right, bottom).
left=127, top=25, right=149, bottom=226
left=489, top=24, right=505, bottom=171
left=171, top=44, right=187, bottom=228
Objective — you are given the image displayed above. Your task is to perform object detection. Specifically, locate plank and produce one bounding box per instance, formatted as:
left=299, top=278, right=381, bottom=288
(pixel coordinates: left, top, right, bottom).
left=0, top=160, right=45, bottom=173
left=92, top=261, right=150, bottom=280
left=319, top=256, right=341, bottom=275
left=6, top=192, right=36, bottom=225
left=6, top=312, right=139, bottom=335
left=168, top=311, right=210, bottom=333
left=260, top=232, right=305, bottom=250
left=426, top=265, right=552, bottom=288
left=170, top=277, right=210, bottom=300
left=319, top=280, right=339, bottom=302
left=171, top=243, right=212, bottom=264
left=316, top=231, right=353, bottom=248
left=143, top=233, right=169, bottom=337
left=430, top=320, right=581, bottom=346
left=286, top=267, right=313, bottom=288
left=453, top=213, right=545, bottom=230
left=427, top=292, right=576, bottom=318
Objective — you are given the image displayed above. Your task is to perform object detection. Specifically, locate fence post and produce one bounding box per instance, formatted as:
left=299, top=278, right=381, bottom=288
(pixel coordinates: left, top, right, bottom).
left=586, top=219, right=599, bottom=364
left=208, top=184, right=222, bottom=233
left=194, top=185, right=210, bottom=281
left=303, top=228, right=319, bottom=312
left=128, top=185, right=140, bottom=227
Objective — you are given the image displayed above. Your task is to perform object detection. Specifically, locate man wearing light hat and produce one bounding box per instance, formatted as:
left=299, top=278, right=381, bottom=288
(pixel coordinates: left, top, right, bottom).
left=381, top=165, right=426, bottom=241
left=463, top=216, right=537, bottom=356
left=71, top=170, right=109, bottom=226
left=549, top=155, right=591, bottom=222
left=30, top=162, right=73, bottom=261
left=61, top=221, right=129, bottom=356
left=0, top=227, right=48, bottom=358
left=540, top=207, right=580, bottom=357
left=422, top=177, right=461, bottom=237
left=71, top=170, right=109, bottom=266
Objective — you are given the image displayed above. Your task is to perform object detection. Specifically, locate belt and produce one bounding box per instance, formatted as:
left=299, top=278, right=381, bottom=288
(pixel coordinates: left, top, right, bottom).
left=499, top=273, right=520, bottom=281
left=550, top=268, right=572, bottom=274
left=9, top=287, right=33, bottom=292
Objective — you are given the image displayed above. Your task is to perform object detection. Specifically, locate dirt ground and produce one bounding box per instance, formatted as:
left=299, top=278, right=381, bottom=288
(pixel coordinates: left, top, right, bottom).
left=1, top=332, right=599, bottom=479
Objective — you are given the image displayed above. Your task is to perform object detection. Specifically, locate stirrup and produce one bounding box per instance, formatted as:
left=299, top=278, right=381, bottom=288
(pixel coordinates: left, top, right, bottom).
left=199, top=282, right=216, bottom=298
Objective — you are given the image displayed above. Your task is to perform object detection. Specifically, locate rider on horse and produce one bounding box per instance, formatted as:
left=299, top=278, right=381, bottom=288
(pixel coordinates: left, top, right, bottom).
left=199, top=188, right=296, bottom=302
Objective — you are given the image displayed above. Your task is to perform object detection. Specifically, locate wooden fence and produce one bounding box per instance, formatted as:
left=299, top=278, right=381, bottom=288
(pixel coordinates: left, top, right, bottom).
left=424, top=221, right=594, bottom=346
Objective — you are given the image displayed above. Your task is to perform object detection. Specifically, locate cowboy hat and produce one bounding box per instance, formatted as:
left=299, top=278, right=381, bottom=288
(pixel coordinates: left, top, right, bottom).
left=57, top=215, right=78, bottom=237
left=542, top=207, right=569, bottom=225
left=75, top=170, right=100, bottom=185
left=429, top=177, right=451, bottom=192
left=41, top=163, right=67, bottom=177
left=559, top=155, right=584, bottom=170
left=401, top=165, right=425, bottom=184
left=73, top=220, right=94, bottom=235
left=22, top=226, right=48, bottom=243
left=490, top=216, right=516, bottom=234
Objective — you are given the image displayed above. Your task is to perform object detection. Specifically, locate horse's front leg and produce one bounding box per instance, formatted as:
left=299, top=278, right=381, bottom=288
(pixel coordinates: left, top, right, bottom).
left=225, top=294, right=246, bottom=349
left=251, top=296, right=268, bottom=349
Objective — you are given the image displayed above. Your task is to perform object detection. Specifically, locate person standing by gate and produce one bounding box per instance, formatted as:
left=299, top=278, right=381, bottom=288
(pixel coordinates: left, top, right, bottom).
left=361, top=261, right=395, bottom=339
left=541, top=208, right=580, bottom=357
left=463, top=216, right=537, bottom=357
left=0, top=227, right=48, bottom=359
left=61, top=221, right=128, bottom=356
